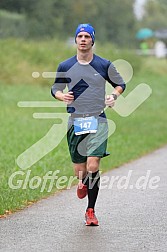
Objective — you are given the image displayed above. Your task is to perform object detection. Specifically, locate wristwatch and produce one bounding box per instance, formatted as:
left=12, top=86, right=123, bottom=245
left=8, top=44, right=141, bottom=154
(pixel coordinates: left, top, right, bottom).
left=111, top=94, right=118, bottom=100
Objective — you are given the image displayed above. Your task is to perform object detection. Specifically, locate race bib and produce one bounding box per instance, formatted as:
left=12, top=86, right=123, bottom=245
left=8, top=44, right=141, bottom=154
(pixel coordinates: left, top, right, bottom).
left=74, top=116, right=98, bottom=135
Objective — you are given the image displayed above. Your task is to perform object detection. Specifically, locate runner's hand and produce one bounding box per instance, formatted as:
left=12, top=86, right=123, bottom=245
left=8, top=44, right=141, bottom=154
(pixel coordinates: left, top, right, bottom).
left=105, top=95, right=115, bottom=108
left=63, top=91, right=74, bottom=104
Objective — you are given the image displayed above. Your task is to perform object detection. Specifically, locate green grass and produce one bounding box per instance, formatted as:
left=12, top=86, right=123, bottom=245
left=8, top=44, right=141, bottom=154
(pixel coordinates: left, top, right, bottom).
left=0, top=38, right=76, bottom=86
left=0, top=39, right=167, bottom=215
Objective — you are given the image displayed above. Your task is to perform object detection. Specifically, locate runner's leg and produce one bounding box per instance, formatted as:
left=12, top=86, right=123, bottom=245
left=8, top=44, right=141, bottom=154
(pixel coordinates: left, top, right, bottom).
left=86, top=157, right=100, bottom=209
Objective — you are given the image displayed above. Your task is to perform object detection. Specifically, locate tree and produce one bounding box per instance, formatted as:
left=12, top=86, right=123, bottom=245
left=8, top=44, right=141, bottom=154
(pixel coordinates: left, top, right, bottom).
left=26, top=0, right=67, bottom=38
left=140, top=0, right=167, bottom=30
left=63, top=0, right=136, bottom=47
left=0, top=0, right=137, bottom=47
left=0, top=0, right=29, bottom=13
left=94, top=0, right=136, bottom=46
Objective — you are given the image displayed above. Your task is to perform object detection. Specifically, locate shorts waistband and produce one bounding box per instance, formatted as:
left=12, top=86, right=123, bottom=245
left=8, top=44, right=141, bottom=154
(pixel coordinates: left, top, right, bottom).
left=70, top=111, right=104, bottom=118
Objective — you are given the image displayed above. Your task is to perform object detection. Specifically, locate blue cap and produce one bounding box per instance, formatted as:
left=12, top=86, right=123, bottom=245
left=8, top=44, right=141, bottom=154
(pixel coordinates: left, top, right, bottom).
left=75, top=24, right=95, bottom=45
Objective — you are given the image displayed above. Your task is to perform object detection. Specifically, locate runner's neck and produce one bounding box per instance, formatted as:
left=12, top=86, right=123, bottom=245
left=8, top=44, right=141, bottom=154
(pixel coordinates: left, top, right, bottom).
left=77, top=51, right=93, bottom=64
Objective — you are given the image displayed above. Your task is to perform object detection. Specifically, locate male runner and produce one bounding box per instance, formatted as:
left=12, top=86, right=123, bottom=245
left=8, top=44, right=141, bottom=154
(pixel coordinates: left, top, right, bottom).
left=51, top=23, right=126, bottom=226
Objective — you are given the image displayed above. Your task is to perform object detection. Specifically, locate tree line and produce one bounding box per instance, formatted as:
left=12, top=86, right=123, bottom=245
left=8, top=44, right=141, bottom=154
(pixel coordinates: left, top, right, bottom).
left=0, top=0, right=166, bottom=47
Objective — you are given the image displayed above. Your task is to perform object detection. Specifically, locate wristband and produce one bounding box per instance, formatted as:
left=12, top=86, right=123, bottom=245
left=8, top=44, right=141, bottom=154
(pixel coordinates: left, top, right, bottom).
left=111, top=94, right=117, bottom=100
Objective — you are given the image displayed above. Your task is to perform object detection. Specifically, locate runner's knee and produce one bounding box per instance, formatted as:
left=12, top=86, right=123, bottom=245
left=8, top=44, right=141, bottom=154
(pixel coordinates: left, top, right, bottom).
left=87, top=157, right=100, bottom=173
left=73, top=163, right=87, bottom=179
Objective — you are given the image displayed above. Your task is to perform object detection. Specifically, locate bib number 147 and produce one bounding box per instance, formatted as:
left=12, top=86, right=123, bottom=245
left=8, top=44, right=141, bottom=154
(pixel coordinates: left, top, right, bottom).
left=74, top=116, right=98, bottom=135
left=79, top=121, right=91, bottom=129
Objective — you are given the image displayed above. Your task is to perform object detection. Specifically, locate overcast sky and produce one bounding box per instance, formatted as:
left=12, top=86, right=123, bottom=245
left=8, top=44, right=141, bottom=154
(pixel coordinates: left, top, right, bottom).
left=134, top=0, right=147, bottom=19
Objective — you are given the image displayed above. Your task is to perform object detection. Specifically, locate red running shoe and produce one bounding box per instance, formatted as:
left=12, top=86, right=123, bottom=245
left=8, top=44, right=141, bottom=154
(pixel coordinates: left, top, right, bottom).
left=77, top=183, right=87, bottom=199
left=85, top=208, right=99, bottom=226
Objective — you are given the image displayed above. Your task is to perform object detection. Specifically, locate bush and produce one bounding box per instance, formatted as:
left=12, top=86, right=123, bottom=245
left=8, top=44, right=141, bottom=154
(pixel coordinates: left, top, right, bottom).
left=0, top=9, right=27, bottom=38
left=96, top=42, right=144, bottom=73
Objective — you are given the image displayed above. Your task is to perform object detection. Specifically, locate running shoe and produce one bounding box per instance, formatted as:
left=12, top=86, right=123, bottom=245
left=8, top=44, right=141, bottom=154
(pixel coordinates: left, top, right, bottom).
left=85, top=208, right=99, bottom=226
left=77, top=183, right=87, bottom=199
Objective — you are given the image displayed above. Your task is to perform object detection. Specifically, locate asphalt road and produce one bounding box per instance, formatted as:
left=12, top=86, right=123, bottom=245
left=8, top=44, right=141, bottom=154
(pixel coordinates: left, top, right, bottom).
left=0, top=145, right=167, bottom=252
